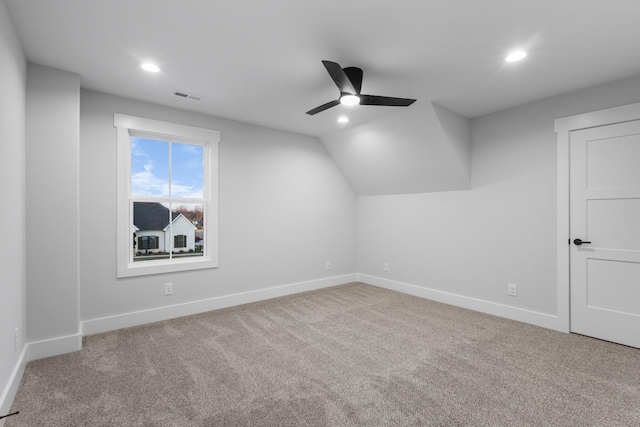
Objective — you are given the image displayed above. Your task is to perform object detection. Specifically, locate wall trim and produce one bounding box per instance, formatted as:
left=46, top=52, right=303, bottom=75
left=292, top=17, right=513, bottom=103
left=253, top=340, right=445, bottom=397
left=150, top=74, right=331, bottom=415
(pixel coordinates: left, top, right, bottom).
left=554, top=100, right=640, bottom=335
left=0, top=346, right=28, bottom=423
left=82, top=274, right=357, bottom=336
left=358, top=274, right=565, bottom=332
left=27, top=333, right=83, bottom=362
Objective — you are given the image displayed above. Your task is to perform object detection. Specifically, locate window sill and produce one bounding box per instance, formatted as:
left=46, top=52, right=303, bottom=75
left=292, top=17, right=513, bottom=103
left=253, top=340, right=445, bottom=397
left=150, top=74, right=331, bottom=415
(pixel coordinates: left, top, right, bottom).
left=117, top=256, right=218, bottom=278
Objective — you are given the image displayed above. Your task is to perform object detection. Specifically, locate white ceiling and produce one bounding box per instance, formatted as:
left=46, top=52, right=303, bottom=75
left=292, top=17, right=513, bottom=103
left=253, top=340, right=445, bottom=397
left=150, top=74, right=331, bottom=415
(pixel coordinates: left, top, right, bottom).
left=6, top=0, right=640, bottom=137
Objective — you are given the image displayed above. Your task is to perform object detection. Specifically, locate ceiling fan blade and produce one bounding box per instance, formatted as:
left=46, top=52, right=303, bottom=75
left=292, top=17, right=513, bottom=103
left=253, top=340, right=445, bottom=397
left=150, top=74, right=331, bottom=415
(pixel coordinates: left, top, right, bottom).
left=322, top=60, right=357, bottom=95
left=306, top=99, right=340, bottom=115
left=343, top=67, right=363, bottom=94
left=359, top=94, right=417, bottom=107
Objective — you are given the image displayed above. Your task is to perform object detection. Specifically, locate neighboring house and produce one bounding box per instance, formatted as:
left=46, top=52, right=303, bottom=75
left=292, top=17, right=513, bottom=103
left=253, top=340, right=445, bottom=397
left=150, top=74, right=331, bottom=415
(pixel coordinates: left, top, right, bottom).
left=133, top=202, right=198, bottom=254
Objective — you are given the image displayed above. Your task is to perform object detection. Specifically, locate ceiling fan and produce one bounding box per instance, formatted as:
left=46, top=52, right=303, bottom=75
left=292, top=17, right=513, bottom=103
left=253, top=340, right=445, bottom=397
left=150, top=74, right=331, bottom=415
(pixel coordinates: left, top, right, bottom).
left=306, top=60, right=417, bottom=115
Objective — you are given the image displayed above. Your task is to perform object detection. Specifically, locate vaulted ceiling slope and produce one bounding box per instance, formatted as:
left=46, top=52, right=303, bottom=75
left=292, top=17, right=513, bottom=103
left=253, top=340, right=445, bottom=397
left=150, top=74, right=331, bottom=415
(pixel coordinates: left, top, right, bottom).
left=322, top=102, right=470, bottom=195
left=6, top=1, right=640, bottom=195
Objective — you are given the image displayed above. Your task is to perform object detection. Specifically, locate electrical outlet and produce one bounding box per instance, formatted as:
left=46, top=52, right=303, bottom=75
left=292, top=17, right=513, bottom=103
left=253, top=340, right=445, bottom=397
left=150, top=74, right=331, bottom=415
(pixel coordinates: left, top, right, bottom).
left=384, top=263, right=390, bottom=272
left=14, top=328, right=19, bottom=351
left=325, top=261, right=331, bottom=271
left=164, top=283, right=173, bottom=296
left=508, top=283, right=518, bottom=297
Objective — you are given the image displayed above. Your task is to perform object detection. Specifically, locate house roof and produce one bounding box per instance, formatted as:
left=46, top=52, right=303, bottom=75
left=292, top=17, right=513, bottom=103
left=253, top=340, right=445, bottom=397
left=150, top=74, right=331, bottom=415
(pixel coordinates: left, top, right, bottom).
left=133, top=202, right=179, bottom=231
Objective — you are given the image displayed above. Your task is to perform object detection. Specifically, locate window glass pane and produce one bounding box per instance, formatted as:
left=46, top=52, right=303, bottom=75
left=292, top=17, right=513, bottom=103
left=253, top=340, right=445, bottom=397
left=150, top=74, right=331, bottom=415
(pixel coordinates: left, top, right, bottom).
left=132, top=201, right=171, bottom=262
left=171, top=143, right=204, bottom=199
left=131, top=137, right=170, bottom=197
left=174, top=235, right=183, bottom=248
left=170, top=203, right=204, bottom=258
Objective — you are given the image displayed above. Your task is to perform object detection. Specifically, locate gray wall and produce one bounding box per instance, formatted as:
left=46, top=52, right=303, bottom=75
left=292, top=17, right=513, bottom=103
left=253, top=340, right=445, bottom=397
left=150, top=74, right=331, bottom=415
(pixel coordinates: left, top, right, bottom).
left=79, top=90, right=357, bottom=323
left=25, top=65, right=81, bottom=343
left=0, top=0, right=26, bottom=414
left=357, top=73, right=640, bottom=321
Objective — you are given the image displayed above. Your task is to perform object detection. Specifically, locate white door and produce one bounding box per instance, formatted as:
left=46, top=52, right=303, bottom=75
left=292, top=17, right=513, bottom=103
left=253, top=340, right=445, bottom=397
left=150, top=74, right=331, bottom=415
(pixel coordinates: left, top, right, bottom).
left=570, top=120, right=640, bottom=348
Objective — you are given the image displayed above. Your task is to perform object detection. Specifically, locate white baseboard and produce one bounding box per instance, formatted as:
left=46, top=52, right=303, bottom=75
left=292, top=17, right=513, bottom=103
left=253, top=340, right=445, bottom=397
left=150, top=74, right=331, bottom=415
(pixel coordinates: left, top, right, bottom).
left=82, top=274, right=357, bottom=336
left=0, top=345, right=28, bottom=424
left=27, top=333, right=83, bottom=361
left=358, top=274, right=565, bottom=332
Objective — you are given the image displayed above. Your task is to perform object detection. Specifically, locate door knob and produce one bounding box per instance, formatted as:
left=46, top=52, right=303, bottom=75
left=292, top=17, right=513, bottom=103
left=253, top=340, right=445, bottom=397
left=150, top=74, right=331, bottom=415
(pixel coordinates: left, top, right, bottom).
left=573, top=238, right=592, bottom=245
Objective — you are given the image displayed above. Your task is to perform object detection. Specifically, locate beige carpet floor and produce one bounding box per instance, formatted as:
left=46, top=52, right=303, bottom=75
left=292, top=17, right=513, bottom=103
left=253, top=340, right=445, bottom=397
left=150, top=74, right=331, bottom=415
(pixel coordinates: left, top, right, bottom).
left=7, top=282, right=640, bottom=426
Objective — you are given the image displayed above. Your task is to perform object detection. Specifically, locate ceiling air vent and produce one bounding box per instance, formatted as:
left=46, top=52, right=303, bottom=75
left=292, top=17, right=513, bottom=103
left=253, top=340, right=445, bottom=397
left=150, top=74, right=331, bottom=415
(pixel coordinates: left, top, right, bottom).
left=173, top=91, right=204, bottom=101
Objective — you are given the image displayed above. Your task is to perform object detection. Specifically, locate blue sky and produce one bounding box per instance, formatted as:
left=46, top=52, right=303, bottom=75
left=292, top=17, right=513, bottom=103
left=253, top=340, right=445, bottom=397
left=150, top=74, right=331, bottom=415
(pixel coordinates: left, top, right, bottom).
left=131, top=137, right=203, bottom=198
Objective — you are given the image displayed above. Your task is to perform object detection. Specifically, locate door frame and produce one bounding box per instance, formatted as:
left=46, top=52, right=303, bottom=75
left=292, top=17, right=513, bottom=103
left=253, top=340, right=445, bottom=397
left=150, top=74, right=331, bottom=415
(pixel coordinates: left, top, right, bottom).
left=554, top=101, right=640, bottom=334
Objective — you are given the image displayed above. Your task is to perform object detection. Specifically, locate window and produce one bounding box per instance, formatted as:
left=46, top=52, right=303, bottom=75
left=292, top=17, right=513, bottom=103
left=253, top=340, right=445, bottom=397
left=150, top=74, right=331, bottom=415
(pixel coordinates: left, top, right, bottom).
left=174, top=235, right=187, bottom=249
left=115, top=114, right=219, bottom=277
left=138, top=236, right=159, bottom=250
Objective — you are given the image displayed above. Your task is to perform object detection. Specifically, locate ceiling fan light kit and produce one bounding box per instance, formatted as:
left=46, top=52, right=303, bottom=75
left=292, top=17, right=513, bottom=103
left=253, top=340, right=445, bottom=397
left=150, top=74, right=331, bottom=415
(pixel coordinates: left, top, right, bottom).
left=306, top=60, right=416, bottom=115
left=505, top=50, right=527, bottom=62
left=140, top=62, right=161, bottom=73
left=340, top=94, right=360, bottom=106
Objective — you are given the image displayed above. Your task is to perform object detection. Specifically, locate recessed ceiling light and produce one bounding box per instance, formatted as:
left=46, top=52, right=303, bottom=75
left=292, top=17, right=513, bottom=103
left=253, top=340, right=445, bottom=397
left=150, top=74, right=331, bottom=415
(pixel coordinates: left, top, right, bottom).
left=505, top=51, right=527, bottom=63
left=141, top=62, right=161, bottom=72
left=338, top=116, right=349, bottom=123
left=340, top=94, right=360, bottom=106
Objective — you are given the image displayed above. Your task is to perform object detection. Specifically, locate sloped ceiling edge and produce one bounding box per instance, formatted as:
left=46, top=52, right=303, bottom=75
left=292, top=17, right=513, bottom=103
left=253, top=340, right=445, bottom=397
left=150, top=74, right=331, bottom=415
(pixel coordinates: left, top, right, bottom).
left=320, top=101, right=470, bottom=196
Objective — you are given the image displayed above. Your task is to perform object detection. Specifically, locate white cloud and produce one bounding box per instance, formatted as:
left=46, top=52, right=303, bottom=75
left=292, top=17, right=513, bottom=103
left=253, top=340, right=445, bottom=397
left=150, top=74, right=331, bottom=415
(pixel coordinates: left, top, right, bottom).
left=171, top=182, right=203, bottom=199
left=132, top=170, right=202, bottom=199
left=131, top=169, right=169, bottom=197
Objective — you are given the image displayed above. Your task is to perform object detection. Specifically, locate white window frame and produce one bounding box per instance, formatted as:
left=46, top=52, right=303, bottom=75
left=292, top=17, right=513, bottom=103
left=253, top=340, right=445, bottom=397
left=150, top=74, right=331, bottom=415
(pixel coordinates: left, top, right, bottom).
left=115, top=113, right=220, bottom=278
